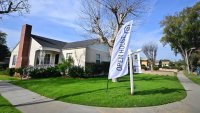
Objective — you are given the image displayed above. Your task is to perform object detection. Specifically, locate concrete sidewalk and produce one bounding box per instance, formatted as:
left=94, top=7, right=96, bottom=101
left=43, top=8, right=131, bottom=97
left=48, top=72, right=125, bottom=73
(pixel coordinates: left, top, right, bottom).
left=0, top=72, right=200, bottom=113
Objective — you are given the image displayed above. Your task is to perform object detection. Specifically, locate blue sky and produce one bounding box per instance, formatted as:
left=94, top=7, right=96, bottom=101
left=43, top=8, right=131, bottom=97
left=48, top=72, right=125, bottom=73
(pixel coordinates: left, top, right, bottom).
left=0, top=0, right=199, bottom=61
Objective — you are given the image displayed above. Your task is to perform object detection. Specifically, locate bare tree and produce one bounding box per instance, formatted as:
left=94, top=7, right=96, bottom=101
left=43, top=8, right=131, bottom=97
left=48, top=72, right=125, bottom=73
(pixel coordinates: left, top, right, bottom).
left=80, top=0, right=146, bottom=82
left=0, top=0, right=30, bottom=18
left=74, top=50, right=85, bottom=66
left=142, top=42, right=158, bottom=71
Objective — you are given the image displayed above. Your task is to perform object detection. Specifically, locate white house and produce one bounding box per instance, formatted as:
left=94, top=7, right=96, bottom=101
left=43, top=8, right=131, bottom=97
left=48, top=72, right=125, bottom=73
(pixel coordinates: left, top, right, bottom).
left=9, top=24, right=110, bottom=68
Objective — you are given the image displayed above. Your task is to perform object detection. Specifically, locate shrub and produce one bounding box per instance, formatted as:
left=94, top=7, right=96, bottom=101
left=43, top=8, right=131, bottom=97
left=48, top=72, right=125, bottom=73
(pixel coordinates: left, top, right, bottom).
left=162, top=66, right=169, bottom=69
left=0, top=68, right=9, bottom=75
left=85, top=63, right=101, bottom=75
left=57, top=57, right=74, bottom=76
left=0, top=64, right=9, bottom=69
left=24, top=66, right=61, bottom=79
left=101, top=62, right=110, bottom=74
left=15, top=67, right=24, bottom=75
left=68, top=66, right=85, bottom=78
left=179, top=66, right=184, bottom=71
left=141, top=65, right=147, bottom=70
left=153, top=66, right=159, bottom=71
left=85, top=62, right=110, bottom=76
left=9, top=68, right=15, bottom=76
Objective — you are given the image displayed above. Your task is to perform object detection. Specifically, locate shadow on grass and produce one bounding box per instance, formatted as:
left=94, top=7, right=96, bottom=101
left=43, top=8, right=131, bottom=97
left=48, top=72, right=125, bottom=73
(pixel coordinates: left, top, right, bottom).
left=54, top=85, right=128, bottom=100
left=119, top=75, right=177, bottom=82
left=0, top=104, right=14, bottom=107
left=12, top=78, right=81, bottom=86
left=54, top=86, right=183, bottom=101
left=134, top=88, right=184, bottom=95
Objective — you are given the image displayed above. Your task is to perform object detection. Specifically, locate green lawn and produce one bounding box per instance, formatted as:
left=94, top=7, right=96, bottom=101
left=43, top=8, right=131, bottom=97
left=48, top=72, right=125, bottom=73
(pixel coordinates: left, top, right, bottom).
left=0, top=95, right=21, bottom=113
left=184, top=71, right=200, bottom=85
left=0, top=75, right=18, bottom=81
left=12, top=74, right=186, bottom=107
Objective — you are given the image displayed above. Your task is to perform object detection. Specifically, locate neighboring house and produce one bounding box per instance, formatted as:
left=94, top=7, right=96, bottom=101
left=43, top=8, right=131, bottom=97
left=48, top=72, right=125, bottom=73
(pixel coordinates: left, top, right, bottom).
left=140, top=58, right=159, bottom=68
left=9, top=24, right=110, bottom=68
left=160, top=59, right=170, bottom=67
left=154, top=60, right=160, bottom=67
left=140, top=58, right=148, bottom=67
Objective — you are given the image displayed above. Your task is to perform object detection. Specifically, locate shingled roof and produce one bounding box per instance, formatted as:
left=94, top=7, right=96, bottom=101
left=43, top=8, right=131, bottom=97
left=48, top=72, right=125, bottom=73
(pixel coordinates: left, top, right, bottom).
left=62, top=39, right=100, bottom=49
left=31, top=34, right=67, bottom=49
left=32, top=34, right=100, bottom=49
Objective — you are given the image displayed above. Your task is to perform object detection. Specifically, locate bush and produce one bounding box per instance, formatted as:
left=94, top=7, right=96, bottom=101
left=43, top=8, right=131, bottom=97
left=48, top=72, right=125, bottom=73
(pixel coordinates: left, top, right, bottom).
left=15, top=67, right=24, bottom=75
left=85, top=62, right=110, bottom=76
left=25, top=66, right=61, bottom=79
left=0, top=64, right=9, bottom=69
left=0, top=68, right=10, bottom=75
left=100, top=62, right=110, bottom=74
left=9, top=68, right=15, bottom=76
left=57, top=57, right=74, bottom=76
left=68, top=66, right=85, bottom=78
left=141, top=65, right=147, bottom=70
left=153, top=66, right=159, bottom=71
left=85, top=63, right=101, bottom=75
left=162, top=66, right=169, bottom=69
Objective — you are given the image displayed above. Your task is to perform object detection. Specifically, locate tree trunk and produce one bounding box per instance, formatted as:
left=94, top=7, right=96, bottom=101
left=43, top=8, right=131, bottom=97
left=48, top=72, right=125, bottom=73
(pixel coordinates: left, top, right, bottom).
left=150, top=63, right=153, bottom=71
left=185, top=50, right=190, bottom=74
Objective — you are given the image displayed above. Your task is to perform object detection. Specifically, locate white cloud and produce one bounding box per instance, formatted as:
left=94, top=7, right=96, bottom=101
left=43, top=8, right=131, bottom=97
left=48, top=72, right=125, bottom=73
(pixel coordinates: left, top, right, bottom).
left=29, top=0, right=82, bottom=30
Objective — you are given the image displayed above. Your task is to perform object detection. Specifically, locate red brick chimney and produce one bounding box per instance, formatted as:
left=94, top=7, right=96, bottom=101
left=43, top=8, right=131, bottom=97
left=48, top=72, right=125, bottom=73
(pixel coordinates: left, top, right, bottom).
left=15, top=24, right=32, bottom=68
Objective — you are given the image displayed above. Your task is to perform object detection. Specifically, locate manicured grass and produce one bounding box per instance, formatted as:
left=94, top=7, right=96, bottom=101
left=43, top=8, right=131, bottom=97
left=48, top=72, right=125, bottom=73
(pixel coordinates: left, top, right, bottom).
left=12, top=74, right=186, bottom=107
left=184, top=71, right=200, bottom=85
left=0, top=75, right=18, bottom=81
left=0, top=95, right=21, bottom=113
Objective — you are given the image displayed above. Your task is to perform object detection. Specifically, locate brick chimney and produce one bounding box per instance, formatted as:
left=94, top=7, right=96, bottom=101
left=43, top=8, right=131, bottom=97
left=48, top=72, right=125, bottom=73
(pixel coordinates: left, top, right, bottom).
left=15, top=24, right=32, bottom=68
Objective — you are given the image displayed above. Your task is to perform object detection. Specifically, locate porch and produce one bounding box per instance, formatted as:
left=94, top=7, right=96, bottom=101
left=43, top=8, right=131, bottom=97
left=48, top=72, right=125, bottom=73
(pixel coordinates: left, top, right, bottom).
left=34, top=50, right=60, bottom=66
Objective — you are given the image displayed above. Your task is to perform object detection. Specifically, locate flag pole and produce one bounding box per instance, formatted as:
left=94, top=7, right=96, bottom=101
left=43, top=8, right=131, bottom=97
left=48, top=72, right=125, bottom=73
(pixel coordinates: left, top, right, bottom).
left=106, top=78, right=109, bottom=92
left=128, top=49, right=134, bottom=95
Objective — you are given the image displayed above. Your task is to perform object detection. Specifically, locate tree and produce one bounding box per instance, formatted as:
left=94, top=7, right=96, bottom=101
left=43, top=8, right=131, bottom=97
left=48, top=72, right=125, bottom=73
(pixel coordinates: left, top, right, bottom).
left=190, top=50, right=200, bottom=71
left=80, top=0, right=146, bottom=82
left=0, top=31, right=10, bottom=61
left=0, top=31, right=6, bottom=45
left=160, top=2, right=200, bottom=74
left=0, top=0, right=30, bottom=19
left=142, top=42, right=158, bottom=71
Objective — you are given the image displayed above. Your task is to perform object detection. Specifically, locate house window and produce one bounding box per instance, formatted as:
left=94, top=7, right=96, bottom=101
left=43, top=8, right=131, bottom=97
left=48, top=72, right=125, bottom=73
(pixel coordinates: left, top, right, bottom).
left=96, top=54, right=100, bottom=64
left=66, top=53, right=72, bottom=59
left=12, top=55, right=17, bottom=65
left=44, top=54, right=50, bottom=64
left=134, top=55, right=137, bottom=60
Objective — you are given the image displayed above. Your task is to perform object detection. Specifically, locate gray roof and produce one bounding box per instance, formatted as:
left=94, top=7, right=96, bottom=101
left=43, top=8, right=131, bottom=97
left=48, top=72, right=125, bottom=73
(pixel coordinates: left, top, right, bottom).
left=32, top=34, right=100, bottom=50
left=63, top=39, right=100, bottom=49
left=31, top=34, right=67, bottom=49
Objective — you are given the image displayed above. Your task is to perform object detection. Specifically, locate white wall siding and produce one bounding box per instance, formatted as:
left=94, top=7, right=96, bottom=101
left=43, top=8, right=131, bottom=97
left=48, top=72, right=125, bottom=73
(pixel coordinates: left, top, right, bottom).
left=86, top=43, right=110, bottom=63
left=9, top=44, right=19, bottom=68
left=62, top=48, right=86, bottom=67
left=88, top=43, right=109, bottom=52
left=28, top=38, right=42, bottom=66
